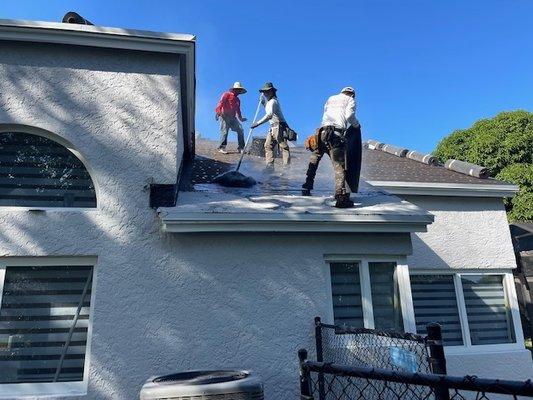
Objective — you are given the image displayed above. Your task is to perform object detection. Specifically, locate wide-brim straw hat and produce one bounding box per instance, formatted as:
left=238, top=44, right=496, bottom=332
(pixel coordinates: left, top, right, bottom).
left=259, top=82, right=277, bottom=92
left=231, top=81, right=247, bottom=93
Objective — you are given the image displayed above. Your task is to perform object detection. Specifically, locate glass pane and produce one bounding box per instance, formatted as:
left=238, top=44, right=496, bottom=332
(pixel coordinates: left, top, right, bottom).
left=461, top=275, right=515, bottom=345
left=411, top=275, right=463, bottom=345
left=0, top=132, right=96, bottom=207
left=330, top=263, right=363, bottom=328
left=369, top=262, right=403, bottom=331
left=0, top=265, right=93, bottom=383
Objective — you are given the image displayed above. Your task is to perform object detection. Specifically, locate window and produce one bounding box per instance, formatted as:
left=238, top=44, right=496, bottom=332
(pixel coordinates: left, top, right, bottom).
left=0, top=132, right=96, bottom=208
left=411, top=275, right=463, bottom=346
left=0, top=258, right=95, bottom=397
left=329, top=260, right=406, bottom=332
left=411, top=272, right=519, bottom=349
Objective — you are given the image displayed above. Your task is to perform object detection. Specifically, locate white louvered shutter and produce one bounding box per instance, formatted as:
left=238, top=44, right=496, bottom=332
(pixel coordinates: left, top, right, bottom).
left=0, top=265, right=93, bottom=383
left=410, top=275, right=463, bottom=345
left=330, top=263, right=363, bottom=328
left=461, top=275, right=515, bottom=345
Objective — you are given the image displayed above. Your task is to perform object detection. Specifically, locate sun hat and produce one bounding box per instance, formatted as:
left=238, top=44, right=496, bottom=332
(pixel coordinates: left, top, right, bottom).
left=341, top=86, right=355, bottom=95
left=231, top=82, right=247, bottom=93
left=259, top=82, right=277, bottom=92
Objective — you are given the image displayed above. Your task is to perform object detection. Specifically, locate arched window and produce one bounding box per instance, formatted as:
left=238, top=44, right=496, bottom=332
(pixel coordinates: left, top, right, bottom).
left=0, top=132, right=96, bottom=208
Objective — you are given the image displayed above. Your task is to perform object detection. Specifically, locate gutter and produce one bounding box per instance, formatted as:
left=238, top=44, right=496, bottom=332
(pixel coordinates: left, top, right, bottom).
left=160, top=212, right=434, bottom=234
left=367, top=181, right=520, bottom=198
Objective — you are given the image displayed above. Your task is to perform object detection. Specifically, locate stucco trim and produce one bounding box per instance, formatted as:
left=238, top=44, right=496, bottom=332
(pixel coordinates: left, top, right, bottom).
left=367, top=180, right=519, bottom=198
left=161, top=212, right=433, bottom=233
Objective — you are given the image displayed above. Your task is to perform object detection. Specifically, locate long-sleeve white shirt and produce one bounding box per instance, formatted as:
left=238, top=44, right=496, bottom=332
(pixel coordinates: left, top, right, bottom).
left=255, top=97, right=286, bottom=127
left=321, top=93, right=359, bottom=130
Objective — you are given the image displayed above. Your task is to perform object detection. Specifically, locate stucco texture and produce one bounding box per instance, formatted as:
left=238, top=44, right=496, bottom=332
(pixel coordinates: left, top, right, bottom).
left=404, top=196, right=517, bottom=270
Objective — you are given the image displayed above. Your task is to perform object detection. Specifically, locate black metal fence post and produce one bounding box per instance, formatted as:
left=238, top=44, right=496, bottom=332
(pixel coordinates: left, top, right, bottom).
left=427, top=323, right=450, bottom=400
left=299, top=349, right=313, bottom=400
left=315, top=317, right=326, bottom=400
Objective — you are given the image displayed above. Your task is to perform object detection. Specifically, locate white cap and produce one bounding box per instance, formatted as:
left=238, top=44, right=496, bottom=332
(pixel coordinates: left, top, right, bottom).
left=341, top=86, right=355, bottom=95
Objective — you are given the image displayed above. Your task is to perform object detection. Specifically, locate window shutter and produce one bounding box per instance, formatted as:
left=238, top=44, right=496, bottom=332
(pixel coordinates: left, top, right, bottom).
left=0, top=265, right=93, bottom=383
left=369, top=262, right=403, bottom=331
left=410, top=275, right=463, bottom=345
left=0, top=132, right=97, bottom=208
left=330, top=263, right=363, bottom=328
left=461, top=275, right=515, bottom=345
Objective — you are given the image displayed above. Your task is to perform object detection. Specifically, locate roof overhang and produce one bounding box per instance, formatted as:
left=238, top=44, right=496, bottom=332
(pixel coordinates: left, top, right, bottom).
left=158, top=193, right=434, bottom=234
left=367, top=181, right=520, bottom=198
left=160, top=212, right=433, bottom=234
left=0, top=18, right=196, bottom=156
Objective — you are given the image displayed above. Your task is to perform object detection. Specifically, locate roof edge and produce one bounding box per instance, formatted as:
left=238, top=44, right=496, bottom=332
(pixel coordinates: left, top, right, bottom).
left=0, top=19, right=195, bottom=44
left=367, top=180, right=520, bottom=198
left=159, top=212, right=434, bottom=234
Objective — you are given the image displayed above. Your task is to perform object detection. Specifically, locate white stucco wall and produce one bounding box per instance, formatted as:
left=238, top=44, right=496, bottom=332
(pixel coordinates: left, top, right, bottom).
left=403, top=195, right=517, bottom=270
left=0, top=41, right=182, bottom=189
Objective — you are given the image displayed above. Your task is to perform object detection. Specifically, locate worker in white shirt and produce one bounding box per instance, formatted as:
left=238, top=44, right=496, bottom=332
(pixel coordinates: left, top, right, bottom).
left=302, top=87, right=362, bottom=208
left=251, top=82, right=290, bottom=169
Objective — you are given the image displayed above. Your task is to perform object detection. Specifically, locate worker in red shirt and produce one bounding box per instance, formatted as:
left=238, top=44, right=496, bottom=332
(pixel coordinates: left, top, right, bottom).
left=215, top=82, right=247, bottom=154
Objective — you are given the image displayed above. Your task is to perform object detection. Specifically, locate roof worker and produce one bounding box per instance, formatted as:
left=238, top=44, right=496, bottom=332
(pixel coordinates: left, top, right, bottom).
left=301, top=87, right=362, bottom=208
left=215, top=82, right=248, bottom=154
left=251, top=82, right=290, bottom=170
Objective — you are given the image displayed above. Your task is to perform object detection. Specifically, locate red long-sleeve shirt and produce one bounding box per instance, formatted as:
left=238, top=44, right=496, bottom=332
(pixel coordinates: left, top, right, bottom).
left=215, top=91, right=243, bottom=120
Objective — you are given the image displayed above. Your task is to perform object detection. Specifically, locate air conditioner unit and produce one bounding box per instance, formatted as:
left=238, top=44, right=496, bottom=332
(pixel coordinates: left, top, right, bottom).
left=140, top=370, right=263, bottom=400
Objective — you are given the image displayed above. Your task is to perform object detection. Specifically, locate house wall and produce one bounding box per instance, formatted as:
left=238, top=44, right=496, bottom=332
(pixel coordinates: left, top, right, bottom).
left=0, top=215, right=413, bottom=399
left=403, top=195, right=533, bottom=380
left=0, top=41, right=182, bottom=188
left=404, top=195, right=516, bottom=270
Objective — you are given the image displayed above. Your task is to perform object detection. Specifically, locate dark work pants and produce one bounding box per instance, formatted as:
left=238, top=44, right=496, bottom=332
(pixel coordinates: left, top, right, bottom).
left=303, top=124, right=362, bottom=194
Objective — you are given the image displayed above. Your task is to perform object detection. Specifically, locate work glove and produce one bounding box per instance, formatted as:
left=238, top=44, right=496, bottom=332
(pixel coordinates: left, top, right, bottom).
left=241, top=117, right=247, bottom=122
left=215, top=113, right=220, bottom=121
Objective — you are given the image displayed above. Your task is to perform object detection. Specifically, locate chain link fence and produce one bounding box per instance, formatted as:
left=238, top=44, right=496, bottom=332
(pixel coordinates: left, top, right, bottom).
left=315, top=317, right=432, bottom=374
left=299, top=353, right=533, bottom=400
left=302, top=318, right=533, bottom=400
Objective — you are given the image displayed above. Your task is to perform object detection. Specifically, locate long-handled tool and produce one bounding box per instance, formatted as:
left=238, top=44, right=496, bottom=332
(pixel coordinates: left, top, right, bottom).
left=213, top=95, right=263, bottom=187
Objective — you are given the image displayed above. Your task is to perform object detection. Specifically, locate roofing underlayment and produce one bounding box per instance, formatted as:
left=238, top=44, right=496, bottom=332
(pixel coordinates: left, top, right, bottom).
left=158, top=139, right=434, bottom=233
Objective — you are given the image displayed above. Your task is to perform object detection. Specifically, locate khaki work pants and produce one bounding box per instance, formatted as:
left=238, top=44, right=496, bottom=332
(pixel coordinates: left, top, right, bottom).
left=265, top=123, right=290, bottom=167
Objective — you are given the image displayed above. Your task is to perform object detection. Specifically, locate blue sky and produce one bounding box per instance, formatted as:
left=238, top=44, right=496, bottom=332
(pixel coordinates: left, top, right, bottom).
left=1, top=0, right=532, bottom=152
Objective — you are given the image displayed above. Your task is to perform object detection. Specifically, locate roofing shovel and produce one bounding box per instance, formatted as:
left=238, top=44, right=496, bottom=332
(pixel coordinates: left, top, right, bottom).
left=213, top=95, right=263, bottom=188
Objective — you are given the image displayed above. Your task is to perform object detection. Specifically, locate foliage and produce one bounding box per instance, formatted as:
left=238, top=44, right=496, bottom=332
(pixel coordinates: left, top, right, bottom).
left=434, top=111, right=533, bottom=221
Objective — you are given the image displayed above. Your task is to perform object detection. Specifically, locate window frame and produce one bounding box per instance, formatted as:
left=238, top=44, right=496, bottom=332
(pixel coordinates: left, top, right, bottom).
left=0, top=256, right=97, bottom=398
left=0, top=124, right=100, bottom=212
left=410, top=269, right=524, bottom=354
left=324, top=255, right=417, bottom=334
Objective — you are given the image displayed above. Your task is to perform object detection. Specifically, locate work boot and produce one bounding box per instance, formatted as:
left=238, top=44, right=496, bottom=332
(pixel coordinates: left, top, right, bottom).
left=218, top=147, right=228, bottom=154
left=334, top=193, right=354, bottom=208
left=301, top=182, right=313, bottom=196
left=301, top=188, right=311, bottom=196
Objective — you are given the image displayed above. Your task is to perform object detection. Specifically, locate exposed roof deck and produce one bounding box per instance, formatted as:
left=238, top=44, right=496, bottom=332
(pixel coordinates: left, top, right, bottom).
left=159, top=139, right=434, bottom=233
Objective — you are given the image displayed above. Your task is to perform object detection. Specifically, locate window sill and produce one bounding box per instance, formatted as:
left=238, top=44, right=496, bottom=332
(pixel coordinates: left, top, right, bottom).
left=0, top=206, right=98, bottom=212
left=444, top=343, right=526, bottom=356
left=0, top=382, right=87, bottom=398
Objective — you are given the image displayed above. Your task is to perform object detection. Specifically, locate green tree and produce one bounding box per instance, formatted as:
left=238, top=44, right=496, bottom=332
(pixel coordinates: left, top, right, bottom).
left=434, top=110, right=533, bottom=222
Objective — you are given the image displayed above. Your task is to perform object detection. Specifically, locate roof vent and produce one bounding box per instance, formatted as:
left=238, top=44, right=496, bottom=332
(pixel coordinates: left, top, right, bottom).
left=444, top=159, right=490, bottom=179
left=62, top=11, right=93, bottom=25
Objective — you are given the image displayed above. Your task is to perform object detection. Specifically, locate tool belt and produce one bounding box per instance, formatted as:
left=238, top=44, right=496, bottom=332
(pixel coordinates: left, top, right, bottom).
left=305, top=128, right=321, bottom=151
left=320, top=125, right=346, bottom=149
